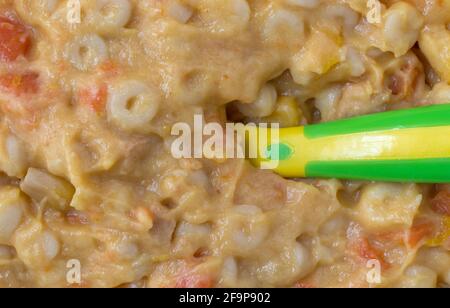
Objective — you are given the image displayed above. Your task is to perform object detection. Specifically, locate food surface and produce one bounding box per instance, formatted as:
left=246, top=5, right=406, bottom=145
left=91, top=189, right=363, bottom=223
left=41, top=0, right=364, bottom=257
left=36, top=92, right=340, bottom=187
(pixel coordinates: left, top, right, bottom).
left=0, top=0, right=449, bottom=288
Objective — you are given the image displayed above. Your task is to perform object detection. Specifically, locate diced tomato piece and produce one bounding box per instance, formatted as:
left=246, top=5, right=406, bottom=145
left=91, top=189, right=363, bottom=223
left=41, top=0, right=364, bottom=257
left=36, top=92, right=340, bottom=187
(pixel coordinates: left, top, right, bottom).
left=147, top=259, right=215, bottom=288
left=357, top=239, right=390, bottom=270
left=99, top=60, right=120, bottom=77
left=172, top=259, right=214, bottom=288
left=407, top=222, right=434, bottom=247
left=0, top=14, right=31, bottom=62
left=0, top=72, right=39, bottom=96
left=374, top=230, right=404, bottom=245
left=175, top=273, right=213, bottom=288
left=356, top=237, right=385, bottom=263
left=78, top=84, right=108, bottom=113
left=431, top=191, right=450, bottom=216
left=347, top=223, right=389, bottom=269
left=374, top=221, right=434, bottom=248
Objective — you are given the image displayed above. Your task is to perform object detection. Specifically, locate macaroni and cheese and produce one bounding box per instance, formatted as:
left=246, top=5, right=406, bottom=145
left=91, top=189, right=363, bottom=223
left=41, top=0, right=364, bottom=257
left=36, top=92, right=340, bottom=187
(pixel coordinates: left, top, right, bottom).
left=0, top=0, right=448, bottom=288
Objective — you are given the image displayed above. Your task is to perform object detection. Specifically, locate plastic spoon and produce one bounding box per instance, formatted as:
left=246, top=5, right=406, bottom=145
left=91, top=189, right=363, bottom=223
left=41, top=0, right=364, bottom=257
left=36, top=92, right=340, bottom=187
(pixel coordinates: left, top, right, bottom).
left=249, top=104, right=450, bottom=183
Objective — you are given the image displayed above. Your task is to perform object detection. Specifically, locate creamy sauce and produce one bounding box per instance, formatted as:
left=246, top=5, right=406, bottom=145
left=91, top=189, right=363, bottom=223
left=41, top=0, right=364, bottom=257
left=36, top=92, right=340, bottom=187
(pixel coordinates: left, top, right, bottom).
left=0, top=0, right=448, bottom=288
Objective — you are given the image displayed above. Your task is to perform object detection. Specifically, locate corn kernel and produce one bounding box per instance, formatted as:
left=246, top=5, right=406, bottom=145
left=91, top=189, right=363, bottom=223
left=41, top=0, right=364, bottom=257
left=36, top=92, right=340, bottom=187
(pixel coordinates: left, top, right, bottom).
left=263, top=96, right=302, bottom=128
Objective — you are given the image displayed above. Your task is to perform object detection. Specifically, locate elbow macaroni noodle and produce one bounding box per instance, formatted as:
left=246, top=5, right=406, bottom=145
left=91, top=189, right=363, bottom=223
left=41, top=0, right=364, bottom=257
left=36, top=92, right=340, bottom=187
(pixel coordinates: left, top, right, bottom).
left=66, top=34, right=109, bottom=71
left=0, top=0, right=447, bottom=288
left=107, top=80, right=161, bottom=132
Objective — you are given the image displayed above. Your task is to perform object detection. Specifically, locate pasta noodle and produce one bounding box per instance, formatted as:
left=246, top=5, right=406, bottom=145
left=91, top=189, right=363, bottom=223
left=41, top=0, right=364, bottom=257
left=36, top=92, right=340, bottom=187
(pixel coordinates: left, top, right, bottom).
left=263, top=8, right=305, bottom=42
left=396, top=265, right=438, bottom=288
left=420, top=24, right=450, bottom=83
left=106, top=80, right=161, bottom=131
left=236, top=84, right=278, bottom=118
left=13, top=221, right=61, bottom=268
left=166, top=0, right=194, bottom=24
left=382, top=2, right=424, bottom=57
left=0, top=187, right=25, bottom=245
left=0, top=131, right=27, bottom=178
left=324, top=3, right=360, bottom=31
left=66, top=34, right=109, bottom=71
left=14, top=0, right=60, bottom=23
left=255, top=241, right=315, bottom=285
left=92, top=0, right=132, bottom=33
left=217, top=205, right=270, bottom=256
left=354, top=183, right=422, bottom=231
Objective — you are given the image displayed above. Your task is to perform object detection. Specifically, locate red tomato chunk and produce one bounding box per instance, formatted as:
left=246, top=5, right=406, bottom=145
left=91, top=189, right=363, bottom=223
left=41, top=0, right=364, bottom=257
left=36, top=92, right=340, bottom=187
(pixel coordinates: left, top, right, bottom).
left=431, top=191, right=450, bottom=216
left=0, top=72, right=39, bottom=96
left=0, top=14, right=31, bottom=62
left=78, top=84, right=108, bottom=113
